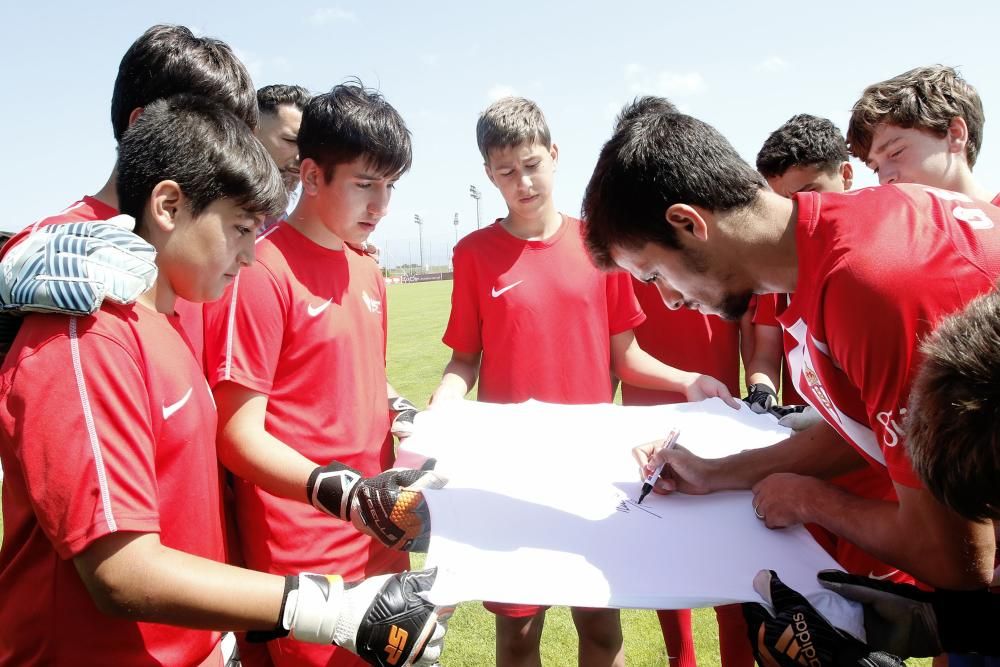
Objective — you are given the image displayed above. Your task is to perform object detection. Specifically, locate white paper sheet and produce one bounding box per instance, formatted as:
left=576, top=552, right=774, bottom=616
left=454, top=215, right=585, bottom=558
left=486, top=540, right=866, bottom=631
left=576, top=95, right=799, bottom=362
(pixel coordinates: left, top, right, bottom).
left=399, top=398, right=862, bottom=638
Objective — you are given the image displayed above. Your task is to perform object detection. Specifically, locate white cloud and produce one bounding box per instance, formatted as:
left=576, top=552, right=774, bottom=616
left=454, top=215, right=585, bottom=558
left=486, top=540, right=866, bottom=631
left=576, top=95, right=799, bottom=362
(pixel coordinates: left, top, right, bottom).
left=309, top=7, right=358, bottom=25
left=755, top=56, right=789, bottom=73
left=625, top=65, right=707, bottom=97
left=487, top=84, right=518, bottom=101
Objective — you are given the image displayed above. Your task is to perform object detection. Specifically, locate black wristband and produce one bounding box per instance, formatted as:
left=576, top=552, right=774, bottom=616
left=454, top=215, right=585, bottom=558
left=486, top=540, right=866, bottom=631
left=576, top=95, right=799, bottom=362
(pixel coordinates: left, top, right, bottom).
left=246, top=575, right=297, bottom=643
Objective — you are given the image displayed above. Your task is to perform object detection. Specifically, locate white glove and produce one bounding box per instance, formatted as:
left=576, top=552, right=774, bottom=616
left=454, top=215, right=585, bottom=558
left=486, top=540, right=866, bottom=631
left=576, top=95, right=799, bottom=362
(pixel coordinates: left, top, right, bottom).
left=276, top=569, right=452, bottom=666
left=776, top=405, right=824, bottom=431
left=0, top=216, right=157, bottom=314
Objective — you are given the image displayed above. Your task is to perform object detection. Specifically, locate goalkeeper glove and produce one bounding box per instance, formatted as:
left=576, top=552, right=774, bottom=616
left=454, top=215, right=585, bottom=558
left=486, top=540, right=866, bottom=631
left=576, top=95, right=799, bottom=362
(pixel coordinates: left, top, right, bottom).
left=0, top=216, right=156, bottom=314
left=742, top=570, right=905, bottom=667
left=307, top=462, right=446, bottom=551
left=818, top=569, right=1000, bottom=658
left=389, top=397, right=420, bottom=439
left=744, top=384, right=778, bottom=414
left=252, top=568, right=452, bottom=667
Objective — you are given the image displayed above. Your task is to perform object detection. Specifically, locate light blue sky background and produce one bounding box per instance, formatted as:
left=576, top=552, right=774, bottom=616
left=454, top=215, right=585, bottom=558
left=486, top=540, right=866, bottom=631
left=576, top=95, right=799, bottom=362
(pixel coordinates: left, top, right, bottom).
left=3, top=1, right=998, bottom=267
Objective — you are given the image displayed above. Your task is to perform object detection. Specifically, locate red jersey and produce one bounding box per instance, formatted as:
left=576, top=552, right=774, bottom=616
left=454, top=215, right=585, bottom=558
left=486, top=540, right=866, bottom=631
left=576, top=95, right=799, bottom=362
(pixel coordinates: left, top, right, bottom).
left=202, top=223, right=405, bottom=575
left=444, top=216, right=645, bottom=404
left=0, top=302, right=225, bottom=666
left=1, top=197, right=205, bottom=362
left=622, top=278, right=740, bottom=405
left=780, top=185, right=1000, bottom=488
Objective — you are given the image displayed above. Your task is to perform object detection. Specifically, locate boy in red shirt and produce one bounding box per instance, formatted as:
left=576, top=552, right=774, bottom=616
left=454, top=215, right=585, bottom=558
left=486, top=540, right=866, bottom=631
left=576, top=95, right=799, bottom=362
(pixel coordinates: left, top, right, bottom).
left=848, top=65, right=999, bottom=205
left=0, top=94, right=447, bottom=667
left=431, top=96, right=737, bottom=667
left=0, top=24, right=259, bottom=363
left=202, top=83, right=441, bottom=667
left=583, top=98, right=998, bottom=593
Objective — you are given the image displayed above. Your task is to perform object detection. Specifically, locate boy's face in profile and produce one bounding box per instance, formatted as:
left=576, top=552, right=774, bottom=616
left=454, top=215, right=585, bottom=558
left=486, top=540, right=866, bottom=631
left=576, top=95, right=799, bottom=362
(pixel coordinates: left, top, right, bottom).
left=159, top=196, right=259, bottom=303
left=485, top=142, right=558, bottom=219
left=306, top=155, right=398, bottom=246
left=865, top=123, right=960, bottom=189
left=766, top=163, right=851, bottom=198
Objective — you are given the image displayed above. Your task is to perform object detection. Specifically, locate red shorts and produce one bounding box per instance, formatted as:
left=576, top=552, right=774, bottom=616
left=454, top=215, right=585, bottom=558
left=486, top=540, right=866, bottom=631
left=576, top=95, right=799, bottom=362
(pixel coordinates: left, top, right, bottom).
left=484, top=602, right=549, bottom=618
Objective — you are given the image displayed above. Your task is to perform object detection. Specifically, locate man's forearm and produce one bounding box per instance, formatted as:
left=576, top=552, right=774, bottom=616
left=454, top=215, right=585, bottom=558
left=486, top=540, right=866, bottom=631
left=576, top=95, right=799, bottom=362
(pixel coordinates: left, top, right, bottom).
left=800, top=482, right=995, bottom=589
left=716, top=420, right=866, bottom=489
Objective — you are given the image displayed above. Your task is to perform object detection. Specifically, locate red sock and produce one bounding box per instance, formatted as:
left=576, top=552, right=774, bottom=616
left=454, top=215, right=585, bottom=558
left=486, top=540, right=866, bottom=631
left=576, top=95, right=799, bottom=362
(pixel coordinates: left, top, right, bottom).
left=716, top=604, right=754, bottom=667
left=656, top=609, right=697, bottom=667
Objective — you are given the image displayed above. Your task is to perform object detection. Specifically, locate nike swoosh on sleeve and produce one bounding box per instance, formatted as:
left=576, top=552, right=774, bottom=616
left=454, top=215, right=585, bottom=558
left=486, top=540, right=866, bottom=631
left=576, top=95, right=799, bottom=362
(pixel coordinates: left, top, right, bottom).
left=162, top=387, right=194, bottom=420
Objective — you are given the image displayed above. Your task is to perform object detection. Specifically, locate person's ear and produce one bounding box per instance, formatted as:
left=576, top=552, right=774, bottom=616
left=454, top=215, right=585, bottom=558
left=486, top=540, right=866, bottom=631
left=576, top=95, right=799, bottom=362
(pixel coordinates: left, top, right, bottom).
left=665, top=203, right=709, bottom=242
left=147, top=180, right=184, bottom=233
left=840, top=161, right=854, bottom=191
left=947, top=116, right=970, bottom=159
left=549, top=143, right=559, bottom=170
left=299, top=158, right=324, bottom=195
left=128, top=107, right=144, bottom=128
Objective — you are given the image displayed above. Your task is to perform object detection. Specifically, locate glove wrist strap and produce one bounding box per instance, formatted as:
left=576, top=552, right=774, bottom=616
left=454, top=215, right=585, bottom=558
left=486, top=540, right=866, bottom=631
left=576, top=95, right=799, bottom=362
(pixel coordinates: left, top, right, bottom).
left=307, top=462, right=363, bottom=520
left=286, top=574, right=346, bottom=644
left=389, top=396, right=418, bottom=414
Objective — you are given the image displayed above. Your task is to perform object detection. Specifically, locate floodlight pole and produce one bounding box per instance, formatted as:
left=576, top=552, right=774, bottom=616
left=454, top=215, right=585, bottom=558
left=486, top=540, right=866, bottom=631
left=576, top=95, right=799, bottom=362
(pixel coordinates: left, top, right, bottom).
left=469, top=185, right=482, bottom=229
left=413, top=214, right=424, bottom=270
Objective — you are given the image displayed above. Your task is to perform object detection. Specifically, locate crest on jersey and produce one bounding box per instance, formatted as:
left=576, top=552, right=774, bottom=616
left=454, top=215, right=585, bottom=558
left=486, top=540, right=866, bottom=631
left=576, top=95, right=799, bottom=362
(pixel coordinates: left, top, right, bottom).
left=802, top=366, right=833, bottom=412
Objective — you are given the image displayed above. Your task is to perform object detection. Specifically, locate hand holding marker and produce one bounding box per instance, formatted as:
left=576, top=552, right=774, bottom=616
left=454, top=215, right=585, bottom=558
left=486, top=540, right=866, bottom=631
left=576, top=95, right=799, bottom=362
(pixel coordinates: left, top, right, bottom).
left=637, top=428, right=681, bottom=504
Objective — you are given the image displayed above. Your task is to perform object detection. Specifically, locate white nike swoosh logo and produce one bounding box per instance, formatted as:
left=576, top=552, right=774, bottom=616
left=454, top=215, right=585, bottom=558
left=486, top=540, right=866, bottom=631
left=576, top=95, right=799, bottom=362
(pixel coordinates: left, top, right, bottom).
left=491, top=280, right=523, bottom=298
left=868, top=569, right=900, bottom=581
left=308, top=299, right=333, bottom=316
left=163, top=387, right=194, bottom=420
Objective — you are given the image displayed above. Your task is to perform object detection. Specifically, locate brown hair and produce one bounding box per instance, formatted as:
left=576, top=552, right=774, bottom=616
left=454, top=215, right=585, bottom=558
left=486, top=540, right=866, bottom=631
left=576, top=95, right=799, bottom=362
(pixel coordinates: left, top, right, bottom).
left=847, top=65, right=984, bottom=167
left=476, top=97, right=551, bottom=162
left=906, top=288, right=1000, bottom=521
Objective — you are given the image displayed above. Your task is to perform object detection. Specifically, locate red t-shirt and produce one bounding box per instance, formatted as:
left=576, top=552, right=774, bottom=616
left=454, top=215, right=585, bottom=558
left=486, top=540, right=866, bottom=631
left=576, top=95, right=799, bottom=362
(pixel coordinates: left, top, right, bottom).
left=444, top=216, right=645, bottom=404
left=0, top=196, right=206, bottom=363
left=0, top=302, right=225, bottom=666
left=202, top=223, right=406, bottom=579
left=622, top=278, right=740, bottom=405
left=779, top=185, right=1000, bottom=488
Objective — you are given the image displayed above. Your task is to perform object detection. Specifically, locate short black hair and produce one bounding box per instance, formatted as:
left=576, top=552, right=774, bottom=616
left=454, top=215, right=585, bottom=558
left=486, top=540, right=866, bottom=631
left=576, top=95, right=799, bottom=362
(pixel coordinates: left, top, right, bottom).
left=117, top=94, right=286, bottom=229
left=111, top=24, right=257, bottom=142
left=257, top=84, right=311, bottom=115
left=582, top=97, right=765, bottom=269
left=297, top=81, right=412, bottom=181
left=614, top=96, right=679, bottom=129
left=756, top=114, right=849, bottom=178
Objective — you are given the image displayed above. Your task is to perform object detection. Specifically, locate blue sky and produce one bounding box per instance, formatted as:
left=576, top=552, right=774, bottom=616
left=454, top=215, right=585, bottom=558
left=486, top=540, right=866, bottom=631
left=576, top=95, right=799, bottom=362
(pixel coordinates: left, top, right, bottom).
left=3, top=1, right=998, bottom=267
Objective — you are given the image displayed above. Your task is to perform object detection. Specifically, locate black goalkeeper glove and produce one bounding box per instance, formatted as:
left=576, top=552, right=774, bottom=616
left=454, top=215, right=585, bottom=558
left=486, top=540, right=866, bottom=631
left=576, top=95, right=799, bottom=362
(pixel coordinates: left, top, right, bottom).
left=744, top=384, right=779, bottom=414
left=251, top=568, right=452, bottom=667
left=818, top=569, right=1000, bottom=658
left=742, top=570, right=905, bottom=667
left=307, top=461, right=446, bottom=551
left=389, top=397, right=420, bottom=439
